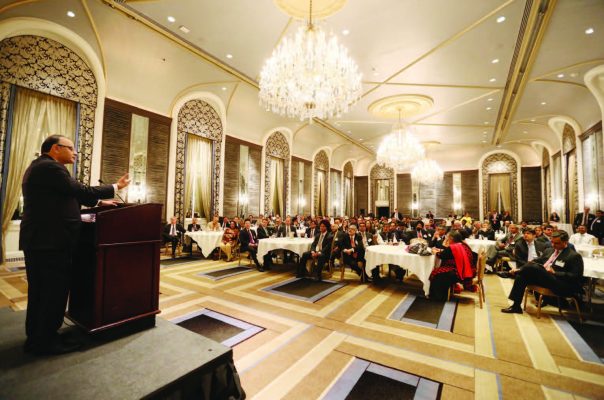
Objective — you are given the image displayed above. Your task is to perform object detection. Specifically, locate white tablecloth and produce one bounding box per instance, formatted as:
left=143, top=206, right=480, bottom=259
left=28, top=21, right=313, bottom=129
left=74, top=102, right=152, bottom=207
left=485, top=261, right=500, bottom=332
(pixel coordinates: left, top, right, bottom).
left=583, top=257, right=604, bottom=279
left=257, top=237, right=314, bottom=264
left=574, top=244, right=604, bottom=258
left=185, top=231, right=224, bottom=257
left=465, top=239, right=497, bottom=253
left=551, top=223, right=573, bottom=233
left=364, top=245, right=436, bottom=295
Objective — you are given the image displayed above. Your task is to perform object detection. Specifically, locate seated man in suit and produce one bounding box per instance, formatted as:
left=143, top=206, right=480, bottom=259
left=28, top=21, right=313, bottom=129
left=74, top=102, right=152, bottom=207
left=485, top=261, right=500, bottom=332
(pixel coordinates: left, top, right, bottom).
left=410, top=221, right=433, bottom=243
left=569, top=225, right=597, bottom=246
left=358, top=222, right=376, bottom=248
left=297, top=220, right=333, bottom=280
left=591, top=210, right=604, bottom=245
left=163, top=216, right=186, bottom=257
left=277, top=216, right=297, bottom=238
left=498, top=228, right=548, bottom=278
left=391, top=208, right=403, bottom=221
left=257, top=218, right=271, bottom=239
left=341, top=225, right=366, bottom=278
left=206, top=215, right=221, bottom=231
left=305, top=220, right=319, bottom=239
left=429, top=226, right=448, bottom=249
left=472, top=222, right=495, bottom=240
left=487, top=224, right=522, bottom=266
left=183, top=217, right=202, bottom=252
left=573, top=206, right=595, bottom=233
left=239, top=220, right=263, bottom=271
left=329, top=221, right=346, bottom=264
left=501, top=230, right=584, bottom=314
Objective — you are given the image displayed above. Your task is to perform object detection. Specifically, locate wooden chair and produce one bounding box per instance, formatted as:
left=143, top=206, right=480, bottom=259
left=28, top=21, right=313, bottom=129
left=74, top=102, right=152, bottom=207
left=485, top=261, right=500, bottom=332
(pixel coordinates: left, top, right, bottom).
left=233, top=241, right=253, bottom=267
left=494, top=256, right=511, bottom=272
left=448, top=248, right=486, bottom=308
left=522, top=285, right=583, bottom=323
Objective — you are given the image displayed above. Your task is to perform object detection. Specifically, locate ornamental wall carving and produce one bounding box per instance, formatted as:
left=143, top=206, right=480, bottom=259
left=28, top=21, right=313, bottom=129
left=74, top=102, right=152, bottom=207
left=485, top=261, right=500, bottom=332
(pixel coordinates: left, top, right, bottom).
left=175, top=99, right=223, bottom=221
left=263, top=131, right=290, bottom=215
left=370, top=164, right=394, bottom=213
left=562, top=123, right=576, bottom=154
left=313, top=150, right=329, bottom=216
left=481, top=153, right=518, bottom=219
left=0, top=35, right=98, bottom=184
left=343, top=161, right=354, bottom=215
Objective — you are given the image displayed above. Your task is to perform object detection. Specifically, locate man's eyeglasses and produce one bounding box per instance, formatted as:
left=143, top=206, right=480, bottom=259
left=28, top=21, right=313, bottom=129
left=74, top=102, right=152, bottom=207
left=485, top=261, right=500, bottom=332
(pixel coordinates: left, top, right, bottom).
left=57, top=144, right=75, bottom=151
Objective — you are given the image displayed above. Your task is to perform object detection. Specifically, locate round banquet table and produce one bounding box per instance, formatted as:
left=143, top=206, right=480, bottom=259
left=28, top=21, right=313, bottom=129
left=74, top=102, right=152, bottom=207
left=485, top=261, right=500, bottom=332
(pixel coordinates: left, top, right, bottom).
left=465, top=239, right=497, bottom=253
left=573, top=244, right=604, bottom=258
left=364, top=245, right=436, bottom=295
left=185, top=231, right=224, bottom=257
left=257, top=237, right=314, bottom=265
left=583, top=257, right=604, bottom=279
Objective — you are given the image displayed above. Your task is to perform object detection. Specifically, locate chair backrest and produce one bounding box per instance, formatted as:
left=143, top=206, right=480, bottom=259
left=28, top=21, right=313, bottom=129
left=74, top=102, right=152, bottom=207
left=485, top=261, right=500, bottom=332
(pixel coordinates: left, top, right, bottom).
left=476, top=248, right=486, bottom=281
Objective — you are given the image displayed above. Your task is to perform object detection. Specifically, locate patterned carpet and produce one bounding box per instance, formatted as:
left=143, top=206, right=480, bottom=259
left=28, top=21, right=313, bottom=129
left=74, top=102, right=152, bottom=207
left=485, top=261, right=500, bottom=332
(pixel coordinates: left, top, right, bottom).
left=1, top=258, right=603, bottom=399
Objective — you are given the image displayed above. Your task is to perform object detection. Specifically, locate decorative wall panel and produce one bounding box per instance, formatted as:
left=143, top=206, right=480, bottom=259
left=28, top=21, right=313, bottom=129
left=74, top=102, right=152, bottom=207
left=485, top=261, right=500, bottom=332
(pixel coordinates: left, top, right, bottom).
left=175, top=100, right=223, bottom=222
left=343, top=161, right=354, bottom=216
left=263, top=131, right=290, bottom=215
left=370, top=164, right=394, bottom=214
left=313, top=150, right=329, bottom=216
left=354, top=176, right=368, bottom=215
left=562, top=123, right=576, bottom=154
left=481, top=153, right=518, bottom=220
left=0, top=35, right=98, bottom=183
left=522, top=167, right=542, bottom=223
left=396, top=174, right=412, bottom=215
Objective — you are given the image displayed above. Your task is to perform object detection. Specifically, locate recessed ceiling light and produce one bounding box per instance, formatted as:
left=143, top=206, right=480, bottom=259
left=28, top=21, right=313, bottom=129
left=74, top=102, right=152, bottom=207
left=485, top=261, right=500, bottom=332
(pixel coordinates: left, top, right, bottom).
left=530, top=118, right=536, bottom=122
left=167, top=16, right=175, bottom=23
left=557, top=73, right=564, bottom=78
left=486, top=107, right=492, bottom=111
left=484, top=121, right=489, bottom=125
left=585, top=27, right=594, bottom=35
left=221, top=87, right=227, bottom=91
left=482, top=140, right=487, bottom=143
left=496, top=145, right=502, bottom=148
left=372, top=71, right=379, bottom=77
left=491, top=58, right=499, bottom=64
left=342, top=29, right=350, bottom=36
left=226, top=54, right=233, bottom=59
left=569, top=72, right=579, bottom=78
left=179, top=25, right=190, bottom=33
left=359, top=138, right=363, bottom=141
left=66, top=10, right=75, bottom=18
left=540, top=101, right=547, bottom=105
left=523, top=130, right=528, bottom=134
left=487, top=98, right=493, bottom=102
left=489, top=78, right=496, bottom=82
left=483, top=131, right=487, bottom=134
left=496, top=16, right=506, bottom=23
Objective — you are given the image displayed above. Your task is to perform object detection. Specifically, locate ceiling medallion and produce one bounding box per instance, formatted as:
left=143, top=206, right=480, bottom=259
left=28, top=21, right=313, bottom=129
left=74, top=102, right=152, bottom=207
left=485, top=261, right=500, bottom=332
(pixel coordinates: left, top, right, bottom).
left=274, top=0, right=347, bottom=19
left=368, top=94, right=434, bottom=119
left=260, top=0, right=361, bottom=122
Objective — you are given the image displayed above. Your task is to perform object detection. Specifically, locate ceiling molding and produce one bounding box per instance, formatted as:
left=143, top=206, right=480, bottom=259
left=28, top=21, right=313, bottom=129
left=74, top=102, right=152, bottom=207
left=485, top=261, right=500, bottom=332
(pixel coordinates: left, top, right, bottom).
left=415, top=123, right=495, bottom=128
left=0, top=0, right=41, bottom=14
left=362, top=81, right=505, bottom=90
left=529, top=58, right=604, bottom=82
left=168, top=80, right=240, bottom=113
left=361, top=0, right=516, bottom=100
left=81, top=0, right=106, bottom=79
left=413, top=89, right=500, bottom=123
left=493, top=0, right=557, bottom=145
left=532, top=78, right=588, bottom=89
left=226, top=83, right=240, bottom=116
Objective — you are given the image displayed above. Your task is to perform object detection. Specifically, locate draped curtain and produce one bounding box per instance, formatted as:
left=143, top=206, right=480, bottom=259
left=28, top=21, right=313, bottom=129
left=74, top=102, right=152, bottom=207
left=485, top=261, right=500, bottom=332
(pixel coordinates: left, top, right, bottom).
left=567, top=151, right=578, bottom=223
left=269, top=157, right=284, bottom=216
left=344, top=177, right=352, bottom=217
left=2, top=86, right=76, bottom=260
left=488, top=173, right=511, bottom=215
left=317, top=171, right=326, bottom=216
left=184, top=134, right=212, bottom=219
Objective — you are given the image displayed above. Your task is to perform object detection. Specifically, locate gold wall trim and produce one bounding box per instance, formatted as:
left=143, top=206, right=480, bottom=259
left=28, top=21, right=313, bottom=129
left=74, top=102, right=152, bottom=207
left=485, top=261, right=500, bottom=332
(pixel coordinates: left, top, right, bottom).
left=226, top=82, right=240, bottom=116
left=361, top=0, right=516, bottom=100
left=292, top=122, right=309, bottom=140
left=168, top=80, right=240, bottom=113
left=81, top=0, right=106, bottom=79
left=415, top=123, right=495, bottom=128
left=493, top=0, right=557, bottom=145
left=362, top=81, right=505, bottom=90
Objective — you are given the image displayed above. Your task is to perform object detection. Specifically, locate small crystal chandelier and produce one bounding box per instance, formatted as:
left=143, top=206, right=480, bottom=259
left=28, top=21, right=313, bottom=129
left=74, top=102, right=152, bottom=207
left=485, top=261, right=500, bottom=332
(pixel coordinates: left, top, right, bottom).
left=376, top=112, right=425, bottom=171
left=259, top=1, right=362, bottom=122
left=411, top=158, right=444, bottom=185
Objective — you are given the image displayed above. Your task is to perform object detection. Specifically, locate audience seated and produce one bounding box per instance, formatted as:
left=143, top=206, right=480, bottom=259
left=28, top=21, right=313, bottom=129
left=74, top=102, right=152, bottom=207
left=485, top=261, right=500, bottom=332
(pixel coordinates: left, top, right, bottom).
left=569, top=225, right=597, bottom=246
left=341, top=225, right=366, bottom=278
left=305, top=220, right=319, bottom=238
left=297, top=220, right=333, bottom=280
left=257, top=218, right=271, bottom=239
left=239, top=220, right=263, bottom=271
left=591, top=210, right=604, bottom=245
left=219, top=227, right=236, bottom=261
left=501, top=231, right=584, bottom=314
left=429, top=231, right=477, bottom=301
left=429, top=226, right=447, bottom=249
left=410, top=220, right=432, bottom=243
left=162, top=216, right=186, bottom=258
left=206, top=215, right=221, bottom=231
left=183, top=217, right=202, bottom=252
left=573, top=206, right=595, bottom=233
left=487, top=224, right=522, bottom=266
left=471, top=222, right=495, bottom=240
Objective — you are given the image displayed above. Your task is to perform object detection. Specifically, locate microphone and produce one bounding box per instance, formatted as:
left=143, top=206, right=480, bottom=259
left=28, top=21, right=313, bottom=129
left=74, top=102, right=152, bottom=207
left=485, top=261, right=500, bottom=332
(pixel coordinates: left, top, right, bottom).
left=99, top=179, right=126, bottom=203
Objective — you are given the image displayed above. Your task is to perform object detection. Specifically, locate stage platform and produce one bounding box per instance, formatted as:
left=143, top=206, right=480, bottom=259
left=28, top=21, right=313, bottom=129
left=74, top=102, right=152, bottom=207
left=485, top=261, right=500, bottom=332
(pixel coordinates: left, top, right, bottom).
left=0, top=308, right=243, bottom=399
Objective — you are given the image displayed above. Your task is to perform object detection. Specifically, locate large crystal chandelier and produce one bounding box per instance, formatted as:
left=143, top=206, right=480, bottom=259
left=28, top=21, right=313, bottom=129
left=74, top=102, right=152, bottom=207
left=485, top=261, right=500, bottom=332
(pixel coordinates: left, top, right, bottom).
left=259, top=1, right=362, bottom=122
left=411, top=158, right=444, bottom=185
left=376, top=121, right=425, bottom=171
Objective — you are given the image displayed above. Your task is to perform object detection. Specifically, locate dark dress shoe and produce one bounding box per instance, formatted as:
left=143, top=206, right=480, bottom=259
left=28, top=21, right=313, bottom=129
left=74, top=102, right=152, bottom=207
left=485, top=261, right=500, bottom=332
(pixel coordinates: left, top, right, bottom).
left=501, top=305, right=523, bottom=314
left=497, top=271, right=511, bottom=279
left=257, top=267, right=265, bottom=272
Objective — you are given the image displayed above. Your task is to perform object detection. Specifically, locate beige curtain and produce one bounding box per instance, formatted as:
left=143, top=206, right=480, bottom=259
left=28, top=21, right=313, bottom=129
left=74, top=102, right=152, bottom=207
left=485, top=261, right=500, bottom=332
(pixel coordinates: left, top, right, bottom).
left=269, top=157, right=284, bottom=216
left=567, top=151, right=578, bottom=223
left=344, top=177, right=352, bottom=217
left=488, top=173, right=511, bottom=214
left=317, top=170, right=326, bottom=216
left=184, top=134, right=212, bottom=219
left=2, top=87, right=76, bottom=260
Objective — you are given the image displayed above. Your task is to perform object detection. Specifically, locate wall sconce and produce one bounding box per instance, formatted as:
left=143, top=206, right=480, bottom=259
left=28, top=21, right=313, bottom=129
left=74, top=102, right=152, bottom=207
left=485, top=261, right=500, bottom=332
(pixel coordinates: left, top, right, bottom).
left=411, top=202, right=419, bottom=210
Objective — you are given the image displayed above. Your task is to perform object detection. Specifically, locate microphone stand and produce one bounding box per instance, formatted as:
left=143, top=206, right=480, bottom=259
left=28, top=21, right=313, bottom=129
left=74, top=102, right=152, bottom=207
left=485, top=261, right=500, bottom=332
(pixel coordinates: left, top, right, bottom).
left=99, top=179, right=127, bottom=203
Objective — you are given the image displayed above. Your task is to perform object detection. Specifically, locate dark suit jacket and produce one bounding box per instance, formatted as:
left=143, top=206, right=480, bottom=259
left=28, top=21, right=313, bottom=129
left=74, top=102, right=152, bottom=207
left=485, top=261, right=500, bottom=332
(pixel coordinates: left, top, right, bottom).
left=277, top=224, right=297, bottom=238
left=239, top=228, right=258, bottom=251
left=409, top=229, right=433, bottom=241
left=306, top=227, right=319, bottom=238
left=310, top=232, right=333, bottom=258
left=20, top=154, right=115, bottom=251
left=573, top=212, right=595, bottom=231
left=472, top=229, right=495, bottom=240
left=257, top=226, right=271, bottom=239
left=187, top=223, right=201, bottom=232
left=163, top=223, right=186, bottom=241
left=391, top=212, right=403, bottom=220
left=489, top=213, right=502, bottom=230
left=341, top=233, right=365, bottom=261
left=513, top=238, right=548, bottom=265
left=532, top=246, right=584, bottom=292
left=430, top=236, right=446, bottom=249
left=590, top=217, right=604, bottom=240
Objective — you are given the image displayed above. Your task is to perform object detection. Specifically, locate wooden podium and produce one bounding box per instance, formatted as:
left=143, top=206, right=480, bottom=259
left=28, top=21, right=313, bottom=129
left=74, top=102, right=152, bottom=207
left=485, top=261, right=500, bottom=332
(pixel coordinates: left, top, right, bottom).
left=67, top=203, right=163, bottom=333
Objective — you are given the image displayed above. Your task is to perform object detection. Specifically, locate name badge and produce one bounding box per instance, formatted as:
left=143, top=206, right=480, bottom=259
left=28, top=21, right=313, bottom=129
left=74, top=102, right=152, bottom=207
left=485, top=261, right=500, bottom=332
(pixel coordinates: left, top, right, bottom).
left=554, top=260, right=565, bottom=267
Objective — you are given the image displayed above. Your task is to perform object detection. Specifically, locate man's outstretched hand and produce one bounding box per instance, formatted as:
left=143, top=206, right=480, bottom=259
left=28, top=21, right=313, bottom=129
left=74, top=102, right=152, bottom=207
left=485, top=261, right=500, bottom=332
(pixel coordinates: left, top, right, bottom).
left=117, top=173, right=130, bottom=190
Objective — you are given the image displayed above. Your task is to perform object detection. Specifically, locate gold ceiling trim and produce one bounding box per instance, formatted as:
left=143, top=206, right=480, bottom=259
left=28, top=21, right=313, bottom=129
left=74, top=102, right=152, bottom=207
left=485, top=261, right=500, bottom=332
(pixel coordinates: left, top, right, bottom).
left=226, top=83, right=240, bottom=116
left=102, top=0, right=369, bottom=153
left=168, top=80, right=241, bottom=113
left=416, top=123, right=495, bottom=128
left=529, top=58, right=604, bottom=82
left=493, top=0, right=557, bottom=145
left=413, top=89, right=500, bottom=123
left=533, top=79, right=587, bottom=89
left=274, top=0, right=347, bottom=20
left=0, top=0, right=41, bottom=13
left=81, top=0, right=106, bottom=79
left=362, top=81, right=505, bottom=90
left=292, top=122, right=309, bottom=140
left=361, top=0, right=516, bottom=99
left=368, top=94, right=434, bottom=119
left=335, top=120, right=391, bottom=125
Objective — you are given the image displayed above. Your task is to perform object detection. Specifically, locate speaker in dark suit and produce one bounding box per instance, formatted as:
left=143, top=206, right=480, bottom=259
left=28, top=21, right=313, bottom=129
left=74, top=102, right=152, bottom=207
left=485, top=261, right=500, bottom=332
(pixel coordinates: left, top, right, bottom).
left=20, top=135, right=127, bottom=355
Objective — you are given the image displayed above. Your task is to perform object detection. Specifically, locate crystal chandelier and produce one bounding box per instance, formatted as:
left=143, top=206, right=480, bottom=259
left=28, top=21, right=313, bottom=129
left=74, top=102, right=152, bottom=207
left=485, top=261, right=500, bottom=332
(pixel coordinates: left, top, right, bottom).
left=411, top=158, right=444, bottom=185
left=258, top=1, right=362, bottom=122
left=376, top=121, right=425, bottom=171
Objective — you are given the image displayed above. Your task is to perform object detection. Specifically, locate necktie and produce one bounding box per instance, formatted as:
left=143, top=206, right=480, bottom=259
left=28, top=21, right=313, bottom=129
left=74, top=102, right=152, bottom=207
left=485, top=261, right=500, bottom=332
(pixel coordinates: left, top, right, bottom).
left=318, top=233, right=324, bottom=251
left=417, top=231, right=422, bottom=239
left=350, top=236, right=355, bottom=248
left=286, top=226, right=290, bottom=236
left=249, top=230, right=255, bottom=244
left=170, top=224, right=176, bottom=236
left=582, top=213, right=588, bottom=226
left=544, top=250, right=560, bottom=269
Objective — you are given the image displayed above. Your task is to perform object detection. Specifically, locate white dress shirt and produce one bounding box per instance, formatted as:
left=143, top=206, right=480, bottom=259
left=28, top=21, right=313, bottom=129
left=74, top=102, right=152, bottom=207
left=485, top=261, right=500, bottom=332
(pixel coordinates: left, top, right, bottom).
left=569, top=232, right=596, bottom=246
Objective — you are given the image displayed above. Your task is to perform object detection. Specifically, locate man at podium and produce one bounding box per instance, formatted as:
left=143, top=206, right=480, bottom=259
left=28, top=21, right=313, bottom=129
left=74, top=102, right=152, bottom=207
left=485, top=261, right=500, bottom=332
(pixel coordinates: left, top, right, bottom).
left=20, top=135, right=130, bottom=355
